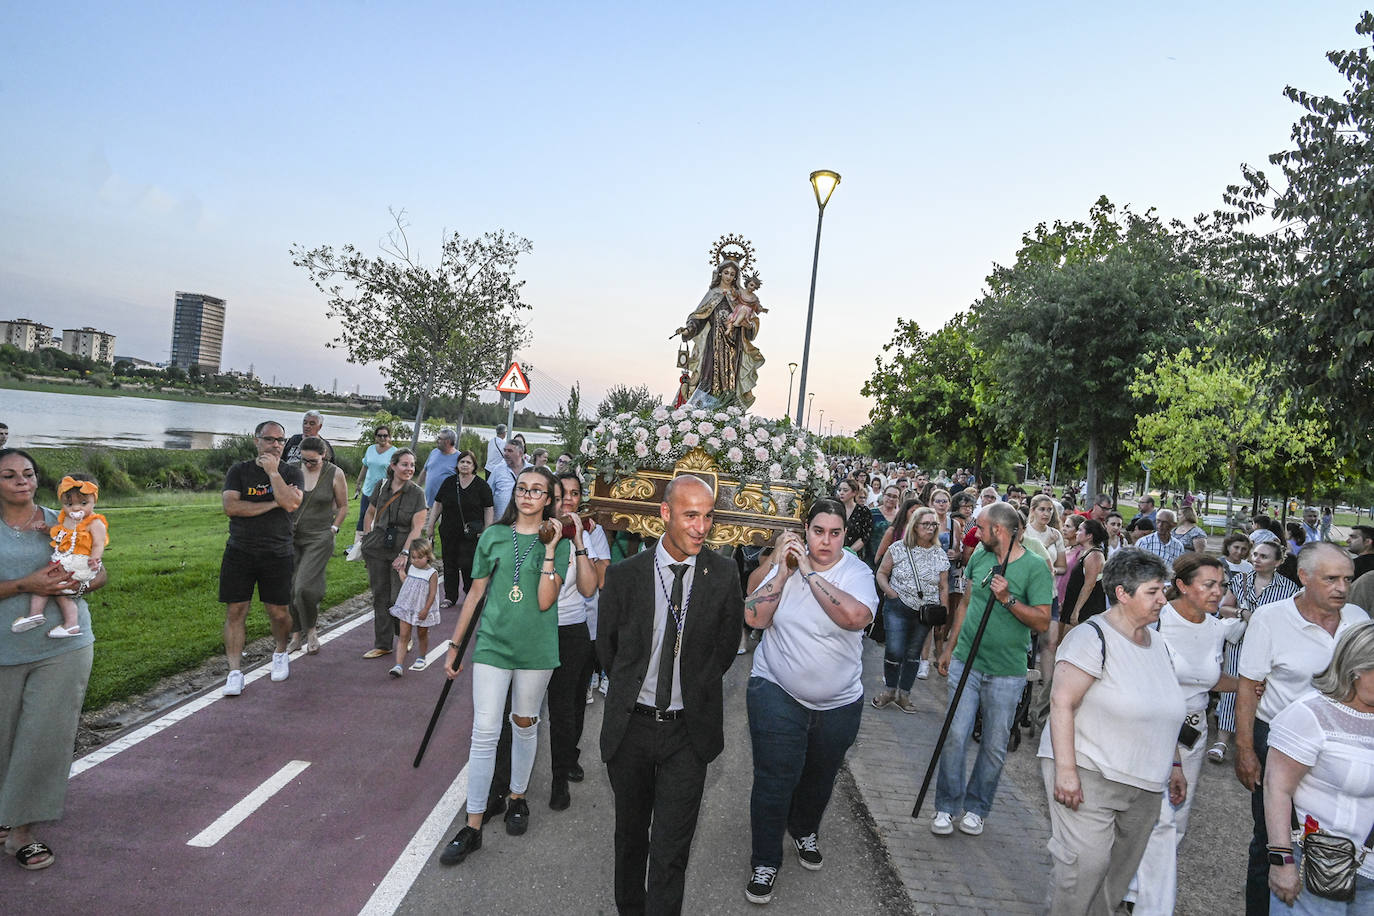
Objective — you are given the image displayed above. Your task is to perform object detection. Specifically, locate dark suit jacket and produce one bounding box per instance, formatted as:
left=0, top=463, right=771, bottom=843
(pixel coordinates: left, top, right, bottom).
left=597, top=547, right=745, bottom=764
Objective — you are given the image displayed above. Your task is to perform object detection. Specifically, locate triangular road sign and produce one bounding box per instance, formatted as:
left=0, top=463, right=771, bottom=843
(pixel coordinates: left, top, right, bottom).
left=496, top=361, right=531, bottom=395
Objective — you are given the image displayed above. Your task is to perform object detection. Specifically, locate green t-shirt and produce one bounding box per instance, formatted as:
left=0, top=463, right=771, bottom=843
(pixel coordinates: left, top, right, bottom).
left=953, top=544, right=1055, bottom=676
left=470, top=525, right=570, bottom=670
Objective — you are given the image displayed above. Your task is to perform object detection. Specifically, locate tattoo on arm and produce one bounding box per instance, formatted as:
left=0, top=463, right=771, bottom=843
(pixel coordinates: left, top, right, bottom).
left=810, top=577, right=843, bottom=608
left=744, top=583, right=783, bottom=622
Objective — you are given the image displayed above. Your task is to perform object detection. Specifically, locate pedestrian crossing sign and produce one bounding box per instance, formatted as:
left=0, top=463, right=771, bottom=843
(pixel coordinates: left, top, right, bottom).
left=496, top=361, right=531, bottom=395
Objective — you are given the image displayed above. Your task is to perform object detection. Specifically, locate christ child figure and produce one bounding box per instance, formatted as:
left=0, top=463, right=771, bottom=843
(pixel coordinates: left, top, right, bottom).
left=11, top=473, right=108, bottom=639
left=726, top=272, right=768, bottom=329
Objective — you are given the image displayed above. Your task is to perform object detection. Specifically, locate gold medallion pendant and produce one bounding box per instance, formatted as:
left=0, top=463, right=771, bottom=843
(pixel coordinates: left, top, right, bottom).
left=508, top=585, right=523, bottom=603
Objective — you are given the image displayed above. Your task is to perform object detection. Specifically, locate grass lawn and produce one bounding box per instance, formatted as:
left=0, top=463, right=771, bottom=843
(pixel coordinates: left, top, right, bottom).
left=83, top=494, right=370, bottom=709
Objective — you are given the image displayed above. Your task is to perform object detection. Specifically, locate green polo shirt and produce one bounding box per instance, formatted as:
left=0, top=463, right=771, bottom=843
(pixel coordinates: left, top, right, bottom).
left=953, top=545, right=1054, bottom=676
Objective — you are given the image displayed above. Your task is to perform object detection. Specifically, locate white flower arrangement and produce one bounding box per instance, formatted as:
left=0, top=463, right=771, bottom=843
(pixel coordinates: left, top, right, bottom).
left=581, top=403, right=829, bottom=502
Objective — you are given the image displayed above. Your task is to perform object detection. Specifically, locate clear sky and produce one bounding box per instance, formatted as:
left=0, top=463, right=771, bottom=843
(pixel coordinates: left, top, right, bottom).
left=1, top=2, right=1366, bottom=436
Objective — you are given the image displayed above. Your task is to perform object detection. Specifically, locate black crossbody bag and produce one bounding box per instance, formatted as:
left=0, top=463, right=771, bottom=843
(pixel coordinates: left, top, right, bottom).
left=901, top=545, right=947, bottom=627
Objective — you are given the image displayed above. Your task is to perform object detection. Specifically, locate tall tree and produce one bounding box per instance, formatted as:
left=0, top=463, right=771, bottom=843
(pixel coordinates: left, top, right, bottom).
left=971, top=197, right=1204, bottom=496
left=861, top=313, right=1005, bottom=478
left=291, top=210, right=532, bottom=452
left=1129, top=345, right=1326, bottom=532
left=1221, top=12, right=1374, bottom=463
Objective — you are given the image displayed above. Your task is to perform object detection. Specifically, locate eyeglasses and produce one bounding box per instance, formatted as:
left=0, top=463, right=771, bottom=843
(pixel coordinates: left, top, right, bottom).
left=375, top=433, right=390, bottom=439
left=257, top=436, right=287, bottom=444
left=302, top=458, right=322, bottom=467
left=917, top=522, right=939, bottom=529
left=514, top=486, right=547, bottom=498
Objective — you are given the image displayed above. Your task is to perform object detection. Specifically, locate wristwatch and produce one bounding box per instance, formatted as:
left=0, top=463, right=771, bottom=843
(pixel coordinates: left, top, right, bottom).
left=575, top=548, right=588, bottom=556
left=1267, top=849, right=1295, bottom=866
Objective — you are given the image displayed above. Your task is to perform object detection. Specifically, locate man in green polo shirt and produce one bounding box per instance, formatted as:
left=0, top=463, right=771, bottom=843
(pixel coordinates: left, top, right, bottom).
left=932, top=502, right=1053, bottom=838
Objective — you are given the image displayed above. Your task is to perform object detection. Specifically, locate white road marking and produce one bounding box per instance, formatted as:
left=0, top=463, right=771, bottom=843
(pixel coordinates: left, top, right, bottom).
left=70, top=611, right=372, bottom=778
left=357, top=763, right=470, bottom=916
left=186, top=759, right=312, bottom=848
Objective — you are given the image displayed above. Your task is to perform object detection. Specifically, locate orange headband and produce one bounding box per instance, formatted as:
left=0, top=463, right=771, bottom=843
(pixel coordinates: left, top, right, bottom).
left=59, top=476, right=99, bottom=498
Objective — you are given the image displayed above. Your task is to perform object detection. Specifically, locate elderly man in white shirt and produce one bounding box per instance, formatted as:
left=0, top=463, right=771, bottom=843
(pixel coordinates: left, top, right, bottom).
left=1234, top=542, right=1361, bottom=916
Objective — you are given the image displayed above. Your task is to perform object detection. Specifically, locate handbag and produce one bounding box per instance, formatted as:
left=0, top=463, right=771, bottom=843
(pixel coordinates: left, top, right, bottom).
left=901, top=544, right=947, bottom=627
left=1292, top=807, right=1374, bottom=902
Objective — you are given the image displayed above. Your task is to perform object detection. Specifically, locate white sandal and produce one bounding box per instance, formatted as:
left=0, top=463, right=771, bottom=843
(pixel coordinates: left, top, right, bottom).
left=1206, top=741, right=1227, bottom=763
left=47, top=625, right=82, bottom=639
left=11, top=615, right=45, bottom=634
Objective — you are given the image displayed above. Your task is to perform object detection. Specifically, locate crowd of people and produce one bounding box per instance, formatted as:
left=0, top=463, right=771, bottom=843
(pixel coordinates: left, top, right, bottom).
left=5, top=412, right=1374, bottom=916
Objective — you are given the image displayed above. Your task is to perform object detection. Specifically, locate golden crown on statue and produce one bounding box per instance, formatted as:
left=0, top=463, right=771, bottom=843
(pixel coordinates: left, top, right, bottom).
left=708, top=233, right=757, bottom=272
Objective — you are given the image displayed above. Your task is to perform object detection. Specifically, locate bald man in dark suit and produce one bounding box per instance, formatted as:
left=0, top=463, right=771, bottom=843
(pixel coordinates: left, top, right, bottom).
left=597, top=474, right=745, bottom=916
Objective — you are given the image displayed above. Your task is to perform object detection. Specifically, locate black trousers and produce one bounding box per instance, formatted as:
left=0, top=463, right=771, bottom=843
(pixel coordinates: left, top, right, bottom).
left=606, top=716, right=708, bottom=916
left=1245, top=717, right=1272, bottom=916
left=547, top=621, right=593, bottom=781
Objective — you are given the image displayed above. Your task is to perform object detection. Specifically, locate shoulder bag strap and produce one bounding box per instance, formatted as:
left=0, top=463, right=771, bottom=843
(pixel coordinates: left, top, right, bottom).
left=1086, top=618, right=1106, bottom=669
left=901, top=544, right=927, bottom=601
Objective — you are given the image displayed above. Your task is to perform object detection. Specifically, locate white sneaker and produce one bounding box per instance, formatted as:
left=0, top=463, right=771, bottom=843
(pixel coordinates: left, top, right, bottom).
left=958, top=812, right=984, bottom=836
left=598, top=675, right=609, bottom=696
left=586, top=684, right=595, bottom=705
left=931, top=812, right=954, bottom=836
left=916, top=659, right=931, bottom=680
left=223, top=670, right=244, bottom=696
left=270, top=652, right=290, bottom=682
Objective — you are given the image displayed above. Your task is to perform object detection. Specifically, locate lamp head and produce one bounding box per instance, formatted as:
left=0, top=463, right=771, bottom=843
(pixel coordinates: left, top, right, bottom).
left=810, top=170, right=841, bottom=210
left=789, top=362, right=798, bottom=373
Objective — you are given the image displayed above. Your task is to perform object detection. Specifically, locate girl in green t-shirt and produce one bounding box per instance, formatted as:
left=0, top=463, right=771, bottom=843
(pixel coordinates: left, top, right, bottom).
left=439, top=466, right=568, bottom=865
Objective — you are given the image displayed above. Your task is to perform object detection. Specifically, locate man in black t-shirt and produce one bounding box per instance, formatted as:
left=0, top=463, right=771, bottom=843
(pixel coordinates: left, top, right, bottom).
left=1349, top=525, right=1374, bottom=581
left=283, top=410, right=336, bottom=465
left=219, top=421, right=304, bottom=697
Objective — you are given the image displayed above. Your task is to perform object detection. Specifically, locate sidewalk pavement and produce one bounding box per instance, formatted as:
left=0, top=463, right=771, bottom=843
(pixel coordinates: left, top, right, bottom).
left=845, top=639, right=1050, bottom=916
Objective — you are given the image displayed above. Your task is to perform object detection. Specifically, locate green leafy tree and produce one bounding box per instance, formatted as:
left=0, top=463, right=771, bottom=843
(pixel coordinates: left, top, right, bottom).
left=292, top=209, right=532, bottom=452
left=861, top=313, right=1004, bottom=478
left=555, top=382, right=585, bottom=458
left=596, top=383, right=660, bottom=418
left=1221, top=12, right=1374, bottom=462
left=1130, top=346, right=1326, bottom=532
left=972, top=197, right=1205, bottom=496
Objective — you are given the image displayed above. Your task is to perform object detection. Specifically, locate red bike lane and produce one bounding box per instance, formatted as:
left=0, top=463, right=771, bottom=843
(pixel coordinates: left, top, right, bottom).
left=2, top=614, right=475, bottom=915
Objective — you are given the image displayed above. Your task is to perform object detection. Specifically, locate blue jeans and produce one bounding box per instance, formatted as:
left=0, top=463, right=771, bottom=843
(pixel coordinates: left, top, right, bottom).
left=1271, top=845, right=1374, bottom=914
left=747, top=676, right=863, bottom=869
left=883, top=598, right=931, bottom=692
left=934, top=657, right=1024, bottom=819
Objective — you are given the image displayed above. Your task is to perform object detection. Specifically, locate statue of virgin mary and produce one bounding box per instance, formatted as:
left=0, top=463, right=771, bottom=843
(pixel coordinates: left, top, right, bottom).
left=675, top=255, right=765, bottom=409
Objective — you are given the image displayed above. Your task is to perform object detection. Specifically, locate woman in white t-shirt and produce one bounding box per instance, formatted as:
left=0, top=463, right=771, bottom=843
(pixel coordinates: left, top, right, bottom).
left=1128, top=554, right=1246, bottom=915
left=1264, top=621, right=1374, bottom=910
left=542, top=472, right=604, bottom=811
left=1040, top=548, right=1187, bottom=915
left=741, top=498, right=880, bottom=904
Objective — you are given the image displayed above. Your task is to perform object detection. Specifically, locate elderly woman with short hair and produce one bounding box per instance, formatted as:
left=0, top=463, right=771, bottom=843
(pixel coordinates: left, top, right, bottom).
left=1264, top=620, right=1374, bottom=910
left=1040, top=548, right=1187, bottom=915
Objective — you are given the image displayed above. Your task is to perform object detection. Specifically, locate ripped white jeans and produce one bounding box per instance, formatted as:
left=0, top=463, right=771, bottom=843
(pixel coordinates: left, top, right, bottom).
left=465, top=663, right=554, bottom=814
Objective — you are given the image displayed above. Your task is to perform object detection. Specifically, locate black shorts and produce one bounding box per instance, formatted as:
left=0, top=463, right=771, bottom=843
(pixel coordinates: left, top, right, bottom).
left=219, top=545, right=294, bottom=606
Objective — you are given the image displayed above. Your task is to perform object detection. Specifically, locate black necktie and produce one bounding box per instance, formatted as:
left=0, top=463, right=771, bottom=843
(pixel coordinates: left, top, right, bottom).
left=655, top=563, right=688, bottom=711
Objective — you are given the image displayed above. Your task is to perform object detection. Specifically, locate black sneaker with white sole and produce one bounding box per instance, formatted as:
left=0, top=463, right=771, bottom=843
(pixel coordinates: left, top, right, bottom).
left=793, top=833, right=823, bottom=870
left=745, top=865, right=778, bottom=904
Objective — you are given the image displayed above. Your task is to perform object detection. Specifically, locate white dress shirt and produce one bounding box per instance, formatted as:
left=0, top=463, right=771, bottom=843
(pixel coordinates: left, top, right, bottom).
left=636, top=542, right=697, bottom=711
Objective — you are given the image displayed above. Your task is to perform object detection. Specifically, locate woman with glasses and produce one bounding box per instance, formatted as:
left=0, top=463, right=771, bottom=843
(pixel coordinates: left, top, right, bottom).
left=425, top=450, right=493, bottom=608
left=872, top=507, right=949, bottom=712
left=440, top=466, right=570, bottom=865
left=287, top=437, right=348, bottom=656
left=360, top=449, right=426, bottom=659
left=348, top=426, right=397, bottom=561
left=868, top=486, right=901, bottom=565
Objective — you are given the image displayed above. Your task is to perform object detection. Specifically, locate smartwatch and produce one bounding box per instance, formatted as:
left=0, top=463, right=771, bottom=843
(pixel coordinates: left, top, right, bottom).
left=575, top=548, right=588, bottom=557
left=1267, top=849, right=1295, bottom=866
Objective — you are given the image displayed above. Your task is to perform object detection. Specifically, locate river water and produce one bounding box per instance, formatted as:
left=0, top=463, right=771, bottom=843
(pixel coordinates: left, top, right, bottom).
left=0, top=388, right=555, bottom=450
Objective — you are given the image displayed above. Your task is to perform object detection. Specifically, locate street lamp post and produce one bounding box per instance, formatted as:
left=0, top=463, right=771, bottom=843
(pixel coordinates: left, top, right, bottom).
left=786, top=362, right=798, bottom=423
left=794, top=170, right=841, bottom=426
left=806, top=392, right=815, bottom=430
left=818, top=409, right=825, bottom=436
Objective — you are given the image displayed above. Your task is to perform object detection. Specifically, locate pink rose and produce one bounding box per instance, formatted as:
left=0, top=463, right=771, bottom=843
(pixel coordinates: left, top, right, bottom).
left=682, top=432, right=700, bottom=447
left=727, top=447, right=744, bottom=463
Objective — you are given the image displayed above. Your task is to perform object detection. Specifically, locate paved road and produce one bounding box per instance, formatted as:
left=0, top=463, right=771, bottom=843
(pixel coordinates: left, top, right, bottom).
left=1, top=612, right=909, bottom=916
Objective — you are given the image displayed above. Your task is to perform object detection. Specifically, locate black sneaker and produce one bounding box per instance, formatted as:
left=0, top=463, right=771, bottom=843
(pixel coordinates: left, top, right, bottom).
left=481, top=794, right=507, bottom=826
left=567, top=763, right=585, bottom=783
left=505, top=796, right=530, bottom=836
left=549, top=778, right=571, bottom=811
left=439, top=826, right=481, bottom=865
left=793, top=833, right=823, bottom=871
left=745, top=865, right=778, bottom=904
